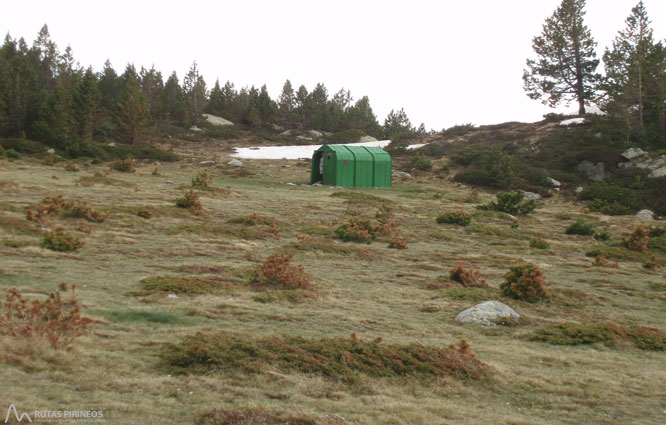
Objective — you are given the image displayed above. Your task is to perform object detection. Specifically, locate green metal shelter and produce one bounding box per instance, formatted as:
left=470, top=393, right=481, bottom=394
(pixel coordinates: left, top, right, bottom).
left=310, top=145, right=391, bottom=188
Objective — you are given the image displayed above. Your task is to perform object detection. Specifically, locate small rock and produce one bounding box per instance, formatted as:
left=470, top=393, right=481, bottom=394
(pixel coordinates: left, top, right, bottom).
left=359, top=135, right=378, bottom=143
left=190, top=126, right=203, bottom=132
left=227, top=159, right=243, bottom=167
left=166, top=294, right=178, bottom=299
left=547, top=177, right=561, bottom=187
left=286, top=183, right=296, bottom=186
left=153, top=162, right=161, bottom=166
left=165, top=180, right=175, bottom=184
left=199, top=160, right=215, bottom=165
left=621, top=148, right=647, bottom=161
left=455, top=301, right=520, bottom=326
left=523, top=191, right=542, bottom=201
left=108, top=142, right=116, bottom=147
left=575, top=186, right=584, bottom=194
left=47, top=148, right=55, bottom=154
left=636, top=209, right=654, bottom=220
left=392, top=170, right=413, bottom=179
left=599, top=216, right=611, bottom=223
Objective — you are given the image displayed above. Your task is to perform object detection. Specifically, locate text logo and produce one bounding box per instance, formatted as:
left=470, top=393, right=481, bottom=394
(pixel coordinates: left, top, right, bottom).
left=4, top=405, right=32, bottom=423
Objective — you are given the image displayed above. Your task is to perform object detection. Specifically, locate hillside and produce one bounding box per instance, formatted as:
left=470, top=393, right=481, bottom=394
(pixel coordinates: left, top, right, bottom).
left=0, top=124, right=665, bottom=425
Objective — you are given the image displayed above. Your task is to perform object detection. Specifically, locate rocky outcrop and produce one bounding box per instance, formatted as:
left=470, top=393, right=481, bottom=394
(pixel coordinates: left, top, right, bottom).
left=618, top=148, right=666, bottom=179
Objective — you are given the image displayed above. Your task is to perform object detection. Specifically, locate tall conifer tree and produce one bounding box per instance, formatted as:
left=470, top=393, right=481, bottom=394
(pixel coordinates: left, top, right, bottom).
left=523, top=0, right=601, bottom=115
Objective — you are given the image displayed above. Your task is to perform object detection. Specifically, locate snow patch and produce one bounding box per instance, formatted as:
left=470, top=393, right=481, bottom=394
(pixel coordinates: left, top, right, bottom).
left=560, top=117, right=586, bottom=126
left=406, top=143, right=427, bottom=150
left=232, top=140, right=392, bottom=160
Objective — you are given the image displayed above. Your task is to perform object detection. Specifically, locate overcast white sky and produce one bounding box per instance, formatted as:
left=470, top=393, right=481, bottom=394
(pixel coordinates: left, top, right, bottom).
left=2, top=0, right=665, bottom=130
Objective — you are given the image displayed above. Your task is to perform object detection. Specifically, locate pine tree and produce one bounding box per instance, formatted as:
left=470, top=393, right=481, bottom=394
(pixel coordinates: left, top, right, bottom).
left=140, top=66, right=164, bottom=121
left=206, top=79, right=225, bottom=116
left=114, top=78, right=149, bottom=144
left=345, top=96, right=381, bottom=137
left=383, top=108, right=413, bottom=139
left=183, top=61, right=207, bottom=125
left=277, top=79, right=295, bottom=126
left=73, top=67, right=101, bottom=141
left=163, top=71, right=185, bottom=122
left=98, top=59, right=120, bottom=112
left=602, top=1, right=664, bottom=143
left=523, top=0, right=601, bottom=115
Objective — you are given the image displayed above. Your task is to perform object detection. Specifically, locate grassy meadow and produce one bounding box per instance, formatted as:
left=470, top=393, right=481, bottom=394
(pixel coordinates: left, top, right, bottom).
left=0, top=143, right=665, bottom=425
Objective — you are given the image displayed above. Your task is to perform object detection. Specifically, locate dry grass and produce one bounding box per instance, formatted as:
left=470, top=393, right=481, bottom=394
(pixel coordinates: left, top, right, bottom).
left=0, top=148, right=664, bottom=425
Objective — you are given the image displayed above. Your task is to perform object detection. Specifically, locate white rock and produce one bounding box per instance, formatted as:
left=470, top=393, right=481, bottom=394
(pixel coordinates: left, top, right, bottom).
left=47, top=148, right=55, bottom=154
left=636, top=209, right=654, bottom=220
left=203, top=114, right=233, bottom=126
left=575, top=186, right=584, bottom=194
left=308, top=130, right=324, bottom=138
left=547, top=177, right=561, bottom=187
left=648, top=166, right=666, bottom=178
left=154, top=162, right=161, bottom=166
left=621, top=148, right=647, bottom=161
left=227, top=159, right=243, bottom=167
left=599, top=216, right=611, bottom=223
left=199, top=160, right=215, bottom=165
left=167, top=294, right=178, bottom=299
left=523, top=191, right=542, bottom=201
left=108, top=142, right=116, bottom=147
left=560, top=117, right=586, bottom=126
left=190, top=126, right=203, bottom=132
left=455, top=301, right=520, bottom=326
left=392, top=170, right=413, bottom=179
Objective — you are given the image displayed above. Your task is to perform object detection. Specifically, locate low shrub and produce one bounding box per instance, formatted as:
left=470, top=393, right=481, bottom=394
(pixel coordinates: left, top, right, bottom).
left=160, top=332, right=489, bottom=379
left=375, top=205, right=400, bottom=235
left=0, top=147, right=20, bottom=159
left=62, top=203, right=109, bottom=223
left=64, top=162, right=80, bottom=172
left=449, top=261, right=487, bottom=287
left=529, top=238, right=550, bottom=249
left=0, top=283, right=93, bottom=349
left=565, top=219, right=595, bottom=236
left=588, top=199, right=632, bottom=216
left=176, top=190, right=203, bottom=215
left=530, top=323, right=616, bottom=346
left=388, top=237, right=408, bottom=250
left=477, top=191, right=536, bottom=215
left=642, top=255, right=661, bottom=270
left=437, top=210, right=472, bottom=226
left=623, top=224, right=650, bottom=252
left=41, top=227, right=84, bottom=252
left=140, top=275, right=228, bottom=294
left=26, top=195, right=107, bottom=223
left=136, top=207, right=153, bottom=219
left=483, top=146, right=514, bottom=189
left=593, top=230, right=611, bottom=241
left=592, top=252, right=618, bottom=268
left=500, top=263, right=550, bottom=302
left=410, top=154, right=433, bottom=171
left=252, top=253, right=311, bottom=290
left=453, top=169, right=494, bottom=187
left=110, top=158, right=135, bottom=172
left=191, top=169, right=212, bottom=187
left=335, top=218, right=380, bottom=243
left=530, top=323, right=666, bottom=351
